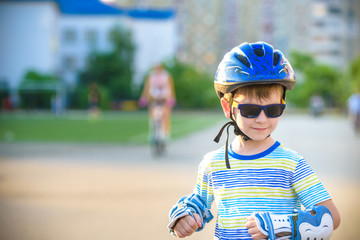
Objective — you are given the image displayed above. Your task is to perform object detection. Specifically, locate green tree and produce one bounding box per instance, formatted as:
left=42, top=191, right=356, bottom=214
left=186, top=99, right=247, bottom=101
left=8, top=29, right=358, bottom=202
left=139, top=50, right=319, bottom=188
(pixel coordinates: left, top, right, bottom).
left=18, top=70, right=59, bottom=109
left=162, top=58, right=218, bottom=109
left=76, top=25, right=135, bottom=109
left=287, top=51, right=346, bottom=108
left=349, top=55, right=360, bottom=91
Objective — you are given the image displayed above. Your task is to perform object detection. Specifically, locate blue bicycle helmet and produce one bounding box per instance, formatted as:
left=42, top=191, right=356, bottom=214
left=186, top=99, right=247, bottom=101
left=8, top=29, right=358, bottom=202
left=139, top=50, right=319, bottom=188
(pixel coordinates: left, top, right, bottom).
left=213, top=42, right=296, bottom=169
left=214, top=41, right=295, bottom=98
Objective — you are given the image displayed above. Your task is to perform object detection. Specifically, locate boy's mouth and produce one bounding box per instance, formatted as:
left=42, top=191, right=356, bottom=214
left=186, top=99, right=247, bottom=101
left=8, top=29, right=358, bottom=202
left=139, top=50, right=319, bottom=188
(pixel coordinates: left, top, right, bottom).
left=252, top=127, right=267, bottom=131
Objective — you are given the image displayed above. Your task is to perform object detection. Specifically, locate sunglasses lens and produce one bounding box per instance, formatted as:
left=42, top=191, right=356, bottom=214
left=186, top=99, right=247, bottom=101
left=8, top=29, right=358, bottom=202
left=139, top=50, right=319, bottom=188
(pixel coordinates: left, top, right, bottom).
left=266, top=105, right=285, bottom=118
left=240, top=105, right=261, bottom=118
left=238, top=104, right=285, bottom=118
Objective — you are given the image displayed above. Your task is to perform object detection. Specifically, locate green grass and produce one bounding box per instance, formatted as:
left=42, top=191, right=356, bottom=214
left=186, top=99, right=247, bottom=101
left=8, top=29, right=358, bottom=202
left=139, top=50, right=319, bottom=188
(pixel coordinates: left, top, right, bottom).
left=0, top=111, right=223, bottom=143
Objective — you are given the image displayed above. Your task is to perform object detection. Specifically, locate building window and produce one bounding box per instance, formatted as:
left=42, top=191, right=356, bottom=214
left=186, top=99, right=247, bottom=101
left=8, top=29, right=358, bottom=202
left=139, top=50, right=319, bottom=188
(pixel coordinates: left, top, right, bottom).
left=314, top=21, right=324, bottom=27
left=62, top=29, right=77, bottom=44
left=329, top=50, right=340, bottom=56
left=328, top=5, right=341, bottom=15
left=63, top=56, right=77, bottom=71
left=85, top=29, right=97, bottom=48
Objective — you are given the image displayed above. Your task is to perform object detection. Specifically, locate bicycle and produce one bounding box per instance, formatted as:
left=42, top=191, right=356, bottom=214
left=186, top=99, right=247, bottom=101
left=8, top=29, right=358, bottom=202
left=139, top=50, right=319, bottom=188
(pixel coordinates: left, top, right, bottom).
left=149, top=100, right=166, bottom=156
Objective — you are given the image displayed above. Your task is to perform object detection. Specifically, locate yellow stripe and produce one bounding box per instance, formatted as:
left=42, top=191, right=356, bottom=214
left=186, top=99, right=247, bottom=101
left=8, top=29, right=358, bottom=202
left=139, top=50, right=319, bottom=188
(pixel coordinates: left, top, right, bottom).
left=207, top=158, right=297, bottom=173
left=215, top=187, right=297, bottom=199
left=218, top=217, right=247, bottom=229
left=293, top=174, right=320, bottom=192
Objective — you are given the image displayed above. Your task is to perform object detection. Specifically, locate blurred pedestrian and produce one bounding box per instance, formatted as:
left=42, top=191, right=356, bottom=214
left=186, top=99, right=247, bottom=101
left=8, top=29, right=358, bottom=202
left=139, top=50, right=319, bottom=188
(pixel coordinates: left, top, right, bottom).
left=167, top=42, right=340, bottom=240
left=1, top=96, right=12, bottom=112
left=88, top=83, right=100, bottom=119
left=139, top=63, right=176, bottom=139
left=347, top=90, right=360, bottom=134
left=310, top=93, right=325, bottom=117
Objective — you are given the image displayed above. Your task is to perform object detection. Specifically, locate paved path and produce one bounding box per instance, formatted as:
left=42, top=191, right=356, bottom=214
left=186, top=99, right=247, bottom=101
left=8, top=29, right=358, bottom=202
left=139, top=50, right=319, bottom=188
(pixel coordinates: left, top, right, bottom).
left=0, top=114, right=359, bottom=240
left=1, top=114, right=358, bottom=178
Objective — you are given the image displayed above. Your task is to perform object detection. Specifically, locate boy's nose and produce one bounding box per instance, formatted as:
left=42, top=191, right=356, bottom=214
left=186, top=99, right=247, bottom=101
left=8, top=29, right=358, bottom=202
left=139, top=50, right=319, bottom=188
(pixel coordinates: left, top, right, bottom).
left=255, top=110, right=268, bottom=122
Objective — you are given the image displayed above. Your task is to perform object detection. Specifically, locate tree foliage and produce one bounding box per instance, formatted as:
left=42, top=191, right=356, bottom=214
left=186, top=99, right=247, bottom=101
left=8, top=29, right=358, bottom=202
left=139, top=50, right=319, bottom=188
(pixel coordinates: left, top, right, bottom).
left=74, top=25, right=135, bottom=109
left=287, top=51, right=349, bottom=108
left=162, top=58, right=219, bottom=109
left=0, top=80, right=10, bottom=100
left=18, top=70, right=59, bottom=109
left=350, top=55, right=360, bottom=91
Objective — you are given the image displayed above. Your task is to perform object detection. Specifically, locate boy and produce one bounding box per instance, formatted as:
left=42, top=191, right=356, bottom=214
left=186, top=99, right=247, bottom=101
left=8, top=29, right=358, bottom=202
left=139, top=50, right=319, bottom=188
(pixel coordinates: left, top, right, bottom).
left=167, top=42, right=340, bottom=240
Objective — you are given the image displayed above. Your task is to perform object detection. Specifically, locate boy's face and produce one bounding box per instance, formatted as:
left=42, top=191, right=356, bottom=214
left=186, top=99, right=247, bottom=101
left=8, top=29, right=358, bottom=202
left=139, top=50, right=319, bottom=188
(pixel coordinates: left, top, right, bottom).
left=222, top=88, right=283, bottom=141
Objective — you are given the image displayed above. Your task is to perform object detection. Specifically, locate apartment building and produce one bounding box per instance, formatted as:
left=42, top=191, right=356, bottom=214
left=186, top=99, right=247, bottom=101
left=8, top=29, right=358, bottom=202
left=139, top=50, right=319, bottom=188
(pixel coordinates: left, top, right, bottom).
left=113, top=0, right=360, bottom=72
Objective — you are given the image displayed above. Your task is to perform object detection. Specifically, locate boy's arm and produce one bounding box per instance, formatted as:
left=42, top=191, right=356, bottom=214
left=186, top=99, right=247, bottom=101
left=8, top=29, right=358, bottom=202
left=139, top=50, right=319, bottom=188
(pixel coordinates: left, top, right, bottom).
left=141, top=77, right=150, bottom=99
left=168, top=75, right=176, bottom=100
left=246, top=204, right=337, bottom=240
left=139, top=77, right=150, bottom=107
left=316, top=199, right=341, bottom=229
left=168, top=158, right=214, bottom=237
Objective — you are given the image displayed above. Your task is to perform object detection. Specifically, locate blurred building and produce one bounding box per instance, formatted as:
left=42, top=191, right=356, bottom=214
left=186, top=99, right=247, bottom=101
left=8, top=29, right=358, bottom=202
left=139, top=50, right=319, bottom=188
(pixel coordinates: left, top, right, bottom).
left=0, top=0, right=59, bottom=89
left=174, top=1, right=223, bottom=72
left=221, top=0, right=360, bottom=70
left=2, top=0, right=359, bottom=92
left=57, top=0, right=127, bottom=86
left=113, top=0, right=360, bottom=73
left=301, top=0, right=360, bottom=68
left=0, top=0, right=176, bottom=89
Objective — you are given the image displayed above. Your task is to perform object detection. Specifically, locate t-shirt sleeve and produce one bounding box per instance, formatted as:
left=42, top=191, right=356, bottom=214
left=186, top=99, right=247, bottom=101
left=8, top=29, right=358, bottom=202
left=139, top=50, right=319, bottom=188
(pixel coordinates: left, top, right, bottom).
left=292, top=158, right=331, bottom=208
left=194, top=158, right=215, bottom=209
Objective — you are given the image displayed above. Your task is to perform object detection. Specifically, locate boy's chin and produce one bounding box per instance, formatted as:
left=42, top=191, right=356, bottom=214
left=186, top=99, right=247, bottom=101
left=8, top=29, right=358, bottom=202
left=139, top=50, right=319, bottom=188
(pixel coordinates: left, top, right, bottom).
left=244, top=133, right=271, bottom=141
left=251, top=137, right=269, bottom=142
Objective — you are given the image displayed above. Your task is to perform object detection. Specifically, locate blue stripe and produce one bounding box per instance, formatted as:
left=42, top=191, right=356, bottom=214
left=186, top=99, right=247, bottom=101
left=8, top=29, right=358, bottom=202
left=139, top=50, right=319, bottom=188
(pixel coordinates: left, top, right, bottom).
left=212, top=169, right=292, bottom=189
left=215, top=227, right=253, bottom=239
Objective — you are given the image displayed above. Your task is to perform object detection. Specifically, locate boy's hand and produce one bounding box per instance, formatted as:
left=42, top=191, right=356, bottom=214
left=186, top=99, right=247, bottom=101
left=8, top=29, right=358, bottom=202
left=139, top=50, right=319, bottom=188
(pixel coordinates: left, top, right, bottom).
left=138, top=97, right=148, bottom=107
left=245, top=214, right=267, bottom=240
left=173, top=213, right=202, bottom=238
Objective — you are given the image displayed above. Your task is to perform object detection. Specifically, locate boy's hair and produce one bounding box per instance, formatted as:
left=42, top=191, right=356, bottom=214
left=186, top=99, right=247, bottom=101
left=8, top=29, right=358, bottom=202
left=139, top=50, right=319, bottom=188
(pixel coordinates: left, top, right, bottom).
left=226, top=84, right=284, bottom=102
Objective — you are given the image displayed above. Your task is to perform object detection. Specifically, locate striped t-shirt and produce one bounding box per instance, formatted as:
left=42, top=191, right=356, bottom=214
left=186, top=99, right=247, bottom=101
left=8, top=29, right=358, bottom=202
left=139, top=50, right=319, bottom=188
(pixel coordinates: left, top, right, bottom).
left=194, top=141, right=331, bottom=240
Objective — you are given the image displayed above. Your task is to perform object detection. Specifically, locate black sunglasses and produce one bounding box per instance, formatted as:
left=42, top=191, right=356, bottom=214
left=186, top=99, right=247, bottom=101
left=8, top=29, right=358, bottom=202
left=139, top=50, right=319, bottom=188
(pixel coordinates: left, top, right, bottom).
left=232, top=102, right=286, bottom=118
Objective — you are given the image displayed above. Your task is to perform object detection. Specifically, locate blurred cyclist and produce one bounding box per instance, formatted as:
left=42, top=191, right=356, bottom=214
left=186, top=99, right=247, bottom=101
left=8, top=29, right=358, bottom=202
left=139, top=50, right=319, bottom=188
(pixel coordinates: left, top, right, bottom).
left=347, top=90, right=360, bottom=134
left=139, top=64, right=176, bottom=139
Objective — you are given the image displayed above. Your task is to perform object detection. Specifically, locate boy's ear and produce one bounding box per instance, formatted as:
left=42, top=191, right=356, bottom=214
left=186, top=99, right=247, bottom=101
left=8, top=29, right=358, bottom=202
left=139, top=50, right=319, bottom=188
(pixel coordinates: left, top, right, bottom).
left=220, top=97, right=231, bottom=118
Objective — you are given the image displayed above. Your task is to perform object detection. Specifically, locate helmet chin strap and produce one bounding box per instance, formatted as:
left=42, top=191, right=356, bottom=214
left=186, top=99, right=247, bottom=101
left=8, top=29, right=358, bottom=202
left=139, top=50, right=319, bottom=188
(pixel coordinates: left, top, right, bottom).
left=214, top=96, right=251, bottom=169
left=229, top=97, right=251, bottom=141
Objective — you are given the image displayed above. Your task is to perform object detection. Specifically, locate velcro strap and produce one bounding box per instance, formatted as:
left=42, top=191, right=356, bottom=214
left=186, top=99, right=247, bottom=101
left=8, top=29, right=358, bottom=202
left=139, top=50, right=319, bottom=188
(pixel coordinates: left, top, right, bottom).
left=254, top=212, right=276, bottom=240
left=254, top=212, right=293, bottom=240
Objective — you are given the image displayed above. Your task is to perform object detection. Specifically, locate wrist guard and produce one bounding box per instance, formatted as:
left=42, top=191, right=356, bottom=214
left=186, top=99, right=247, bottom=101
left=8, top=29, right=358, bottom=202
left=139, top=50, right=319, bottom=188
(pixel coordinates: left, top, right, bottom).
left=254, top=205, right=333, bottom=240
left=167, top=193, right=213, bottom=235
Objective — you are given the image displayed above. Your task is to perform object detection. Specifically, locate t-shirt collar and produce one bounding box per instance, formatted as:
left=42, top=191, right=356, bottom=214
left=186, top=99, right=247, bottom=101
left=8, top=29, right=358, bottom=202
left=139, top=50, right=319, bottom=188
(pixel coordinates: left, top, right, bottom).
left=228, top=141, right=280, bottom=160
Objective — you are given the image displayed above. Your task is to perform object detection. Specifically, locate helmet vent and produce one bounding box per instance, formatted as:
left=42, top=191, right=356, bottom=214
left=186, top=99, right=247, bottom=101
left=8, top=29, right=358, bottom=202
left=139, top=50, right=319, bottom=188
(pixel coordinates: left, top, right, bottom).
left=273, top=52, right=280, bottom=66
left=235, top=54, right=250, bottom=68
left=253, top=48, right=265, bottom=57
